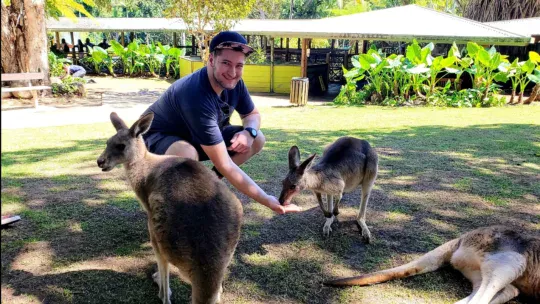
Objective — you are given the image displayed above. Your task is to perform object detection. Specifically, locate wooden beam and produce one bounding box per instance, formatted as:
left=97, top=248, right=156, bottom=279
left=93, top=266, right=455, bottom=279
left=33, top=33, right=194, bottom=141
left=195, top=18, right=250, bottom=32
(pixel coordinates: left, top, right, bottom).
left=270, top=37, right=274, bottom=93
left=286, top=38, right=290, bottom=62
left=301, top=38, right=309, bottom=78
left=362, top=40, right=368, bottom=54
left=280, top=38, right=283, bottom=49
left=121, top=32, right=125, bottom=46
left=355, top=41, right=359, bottom=54
left=70, top=32, right=76, bottom=63
left=173, top=32, right=177, bottom=47
left=297, top=38, right=301, bottom=49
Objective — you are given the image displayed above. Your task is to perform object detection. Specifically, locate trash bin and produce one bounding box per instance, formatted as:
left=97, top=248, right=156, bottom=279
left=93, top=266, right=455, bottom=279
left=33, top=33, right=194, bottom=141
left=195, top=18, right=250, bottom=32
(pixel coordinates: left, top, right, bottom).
left=290, top=77, right=309, bottom=106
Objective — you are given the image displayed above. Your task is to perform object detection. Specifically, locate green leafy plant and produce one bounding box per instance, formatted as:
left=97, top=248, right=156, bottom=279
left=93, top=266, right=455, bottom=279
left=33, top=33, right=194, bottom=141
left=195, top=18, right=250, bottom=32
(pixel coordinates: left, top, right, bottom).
left=48, top=52, right=71, bottom=77
left=466, top=42, right=509, bottom=102
left=246, top=47, right=267, bottom=65
left=51, top=76, right=86, bottom=96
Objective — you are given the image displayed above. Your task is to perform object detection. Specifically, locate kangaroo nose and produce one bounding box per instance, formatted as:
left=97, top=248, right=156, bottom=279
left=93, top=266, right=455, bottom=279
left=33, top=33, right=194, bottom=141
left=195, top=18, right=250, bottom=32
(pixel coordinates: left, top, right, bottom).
left=97, top=158, right=105, bottom=167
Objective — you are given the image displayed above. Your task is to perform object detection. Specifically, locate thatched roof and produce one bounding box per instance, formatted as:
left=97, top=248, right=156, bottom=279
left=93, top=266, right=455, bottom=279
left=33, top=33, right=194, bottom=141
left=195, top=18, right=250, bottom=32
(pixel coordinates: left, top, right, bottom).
left=463, top=0, right=540, bottom=22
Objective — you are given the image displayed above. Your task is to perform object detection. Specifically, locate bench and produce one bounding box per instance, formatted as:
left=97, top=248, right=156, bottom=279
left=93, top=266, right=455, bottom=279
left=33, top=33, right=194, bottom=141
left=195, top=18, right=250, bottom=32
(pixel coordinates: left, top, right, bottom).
left=1, top=72, right=51, bottom=108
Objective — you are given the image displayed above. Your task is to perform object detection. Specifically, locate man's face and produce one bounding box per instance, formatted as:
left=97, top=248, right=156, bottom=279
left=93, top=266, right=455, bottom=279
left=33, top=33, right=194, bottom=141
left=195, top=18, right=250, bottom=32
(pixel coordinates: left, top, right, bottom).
left=209, top=49, right=245, bottom=90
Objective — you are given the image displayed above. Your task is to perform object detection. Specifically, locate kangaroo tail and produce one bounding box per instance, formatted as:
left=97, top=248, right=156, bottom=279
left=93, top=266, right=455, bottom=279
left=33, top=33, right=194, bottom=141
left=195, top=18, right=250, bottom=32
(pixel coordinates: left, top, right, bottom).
left=324, top=238, right=460, bottom=287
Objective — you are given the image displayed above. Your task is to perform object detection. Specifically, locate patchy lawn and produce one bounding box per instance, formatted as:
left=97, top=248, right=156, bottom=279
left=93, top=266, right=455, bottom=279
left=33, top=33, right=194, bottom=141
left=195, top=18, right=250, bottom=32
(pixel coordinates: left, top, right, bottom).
left=2, top=105, right=539, bottom=304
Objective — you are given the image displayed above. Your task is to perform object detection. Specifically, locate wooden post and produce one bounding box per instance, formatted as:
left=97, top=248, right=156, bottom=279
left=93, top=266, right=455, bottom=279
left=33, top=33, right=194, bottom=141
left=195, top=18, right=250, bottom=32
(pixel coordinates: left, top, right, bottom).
left=247, top=35, right=250, bottom=44
left=70, top=32, right=76, bottom=63
left=331, top=39, right=336, bottom=51
left=297, top=38, right=301, bottom=49
left=286, top=38, right=290, bottom=62
left=192, top=35, right=196, bottom=56
left=355, top=41, right=359, bottom=54
left=301, top=38, right=309, bottom=78
left=121, top=32, right=125, bottom=46
left=270, top=37, right=274, bottom=93
left=362, top=40, right=368, bottom=54
left=173, top=33, right=177, bottom=47
left=55, top=32, right=60, bottom=49
left=280, top=38, right=283, bottom=49
left=260, top=35, right=264, bottom=49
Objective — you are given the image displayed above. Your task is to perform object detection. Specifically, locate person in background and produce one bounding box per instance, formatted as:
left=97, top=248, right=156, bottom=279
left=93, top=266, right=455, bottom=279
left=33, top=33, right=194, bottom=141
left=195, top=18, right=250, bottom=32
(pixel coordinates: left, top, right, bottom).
left=98, top=38, right=110, bottom=49
left=61, top=64, right=86, bottom=79
left=85, top=38, right=95, bottom=51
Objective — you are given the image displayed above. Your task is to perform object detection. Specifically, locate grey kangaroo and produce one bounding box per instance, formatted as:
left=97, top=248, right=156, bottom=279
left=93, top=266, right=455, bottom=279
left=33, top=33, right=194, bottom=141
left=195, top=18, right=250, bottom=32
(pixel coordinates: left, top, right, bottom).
left=97, top=112, right=243, bottom=304
left=278, top=137, right=378, bottom=242
left=325, top=226, right=540, bottom=304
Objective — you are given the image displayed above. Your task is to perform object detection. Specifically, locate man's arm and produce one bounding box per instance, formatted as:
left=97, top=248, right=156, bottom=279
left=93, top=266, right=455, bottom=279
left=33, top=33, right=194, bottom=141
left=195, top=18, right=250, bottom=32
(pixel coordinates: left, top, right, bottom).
left=201, top=142, right=301, bottom=214
left=229, top=107, right=261, bottom=153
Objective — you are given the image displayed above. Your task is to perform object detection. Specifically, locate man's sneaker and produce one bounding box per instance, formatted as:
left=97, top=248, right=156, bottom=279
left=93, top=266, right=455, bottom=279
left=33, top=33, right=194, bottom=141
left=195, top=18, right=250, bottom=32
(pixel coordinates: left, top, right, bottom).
left=1, top=215, right=21, bottom=226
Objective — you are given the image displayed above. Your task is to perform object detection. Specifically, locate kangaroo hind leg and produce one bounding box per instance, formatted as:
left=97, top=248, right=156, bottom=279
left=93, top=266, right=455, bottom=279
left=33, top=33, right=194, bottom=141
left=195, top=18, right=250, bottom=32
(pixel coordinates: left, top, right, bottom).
left=467, top=252, right=525, bottom=304
left=356, top=180, right=375, bottom=243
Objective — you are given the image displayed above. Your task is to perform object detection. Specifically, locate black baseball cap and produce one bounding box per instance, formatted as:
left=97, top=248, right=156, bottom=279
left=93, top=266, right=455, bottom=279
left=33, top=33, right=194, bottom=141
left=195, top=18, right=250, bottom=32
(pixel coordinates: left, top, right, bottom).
left=209, top=31, right=254, bottom=56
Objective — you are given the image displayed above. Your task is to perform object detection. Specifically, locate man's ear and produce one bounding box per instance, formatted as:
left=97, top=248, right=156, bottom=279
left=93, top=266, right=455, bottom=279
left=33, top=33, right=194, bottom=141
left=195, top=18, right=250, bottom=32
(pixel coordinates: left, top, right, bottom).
left=208, top=53, right=215, bottom=67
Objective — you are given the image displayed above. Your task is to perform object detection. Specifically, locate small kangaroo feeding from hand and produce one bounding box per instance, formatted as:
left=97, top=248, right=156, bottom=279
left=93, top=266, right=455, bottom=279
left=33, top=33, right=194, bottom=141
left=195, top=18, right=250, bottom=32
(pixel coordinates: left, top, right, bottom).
left=97, top=112, right=243, bottom=304
left=278, top=137, right=378, bottom=242
left=324, top=226, right=540, bottom=304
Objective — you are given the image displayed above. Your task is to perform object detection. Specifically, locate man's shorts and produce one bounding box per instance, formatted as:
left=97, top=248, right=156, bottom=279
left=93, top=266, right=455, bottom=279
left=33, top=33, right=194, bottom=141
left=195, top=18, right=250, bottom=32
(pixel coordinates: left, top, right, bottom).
left=143, top=125, right=244, bottom=161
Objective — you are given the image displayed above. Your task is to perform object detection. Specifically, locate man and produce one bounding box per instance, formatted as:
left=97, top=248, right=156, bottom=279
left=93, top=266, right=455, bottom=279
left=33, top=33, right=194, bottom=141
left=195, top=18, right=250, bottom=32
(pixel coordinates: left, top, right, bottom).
left=61, top=64, right=86, bottom=79
left=142, top=31, right=301, bottom=215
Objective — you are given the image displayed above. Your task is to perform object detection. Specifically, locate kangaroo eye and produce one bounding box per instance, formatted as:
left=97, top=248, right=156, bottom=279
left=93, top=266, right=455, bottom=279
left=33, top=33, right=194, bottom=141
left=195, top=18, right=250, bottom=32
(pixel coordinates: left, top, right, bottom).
left=116, top=144, right=126, bottom=151
left=289, top=185, right=296, bottom=190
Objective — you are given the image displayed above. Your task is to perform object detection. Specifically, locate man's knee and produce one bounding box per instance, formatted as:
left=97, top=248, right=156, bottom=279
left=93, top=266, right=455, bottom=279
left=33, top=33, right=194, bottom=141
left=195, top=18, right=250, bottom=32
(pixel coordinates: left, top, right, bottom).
left=252, top=130, right=266, bottom=153
left=165, top=141, right=199, bottom=161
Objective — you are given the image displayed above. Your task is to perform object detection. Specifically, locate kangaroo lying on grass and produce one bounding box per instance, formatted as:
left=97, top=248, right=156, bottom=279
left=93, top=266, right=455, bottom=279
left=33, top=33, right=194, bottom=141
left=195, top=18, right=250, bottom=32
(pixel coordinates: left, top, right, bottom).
left=278, top=137, right=378, bottom=242
left=97, top=112, right=243, bottom=304
left=325, top=226, right=540, bottom=304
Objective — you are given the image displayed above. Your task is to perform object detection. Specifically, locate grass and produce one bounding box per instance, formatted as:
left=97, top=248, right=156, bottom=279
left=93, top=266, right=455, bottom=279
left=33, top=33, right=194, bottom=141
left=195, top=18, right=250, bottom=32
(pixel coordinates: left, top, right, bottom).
left=2, top=104, right=539, bottom=304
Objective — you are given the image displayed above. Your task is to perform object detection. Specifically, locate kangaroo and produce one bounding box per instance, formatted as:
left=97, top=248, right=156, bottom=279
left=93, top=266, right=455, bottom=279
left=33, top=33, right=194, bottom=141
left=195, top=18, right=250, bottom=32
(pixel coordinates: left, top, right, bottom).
left=97, top=112, right=243, bottom=304
left=278, top=137, right=378, bottom=242
left=325, top=226, right=540, bottom=304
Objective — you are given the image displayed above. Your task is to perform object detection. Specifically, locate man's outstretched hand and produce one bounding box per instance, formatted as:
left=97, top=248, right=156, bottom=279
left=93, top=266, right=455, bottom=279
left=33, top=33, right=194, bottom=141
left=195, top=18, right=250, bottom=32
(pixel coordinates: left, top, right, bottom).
left=264, top=195, right=302, bottom=214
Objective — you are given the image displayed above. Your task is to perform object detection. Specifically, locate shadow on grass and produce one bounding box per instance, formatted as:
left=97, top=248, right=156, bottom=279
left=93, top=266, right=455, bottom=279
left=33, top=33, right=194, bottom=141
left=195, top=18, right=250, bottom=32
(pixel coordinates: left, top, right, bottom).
left=2, top=123, right=538, bottom=303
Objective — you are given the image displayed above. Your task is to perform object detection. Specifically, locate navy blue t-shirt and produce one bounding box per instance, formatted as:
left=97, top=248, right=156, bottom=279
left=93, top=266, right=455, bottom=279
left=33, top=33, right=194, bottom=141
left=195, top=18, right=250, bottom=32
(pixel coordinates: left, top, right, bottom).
left=144, top=67, right=254, bottom=146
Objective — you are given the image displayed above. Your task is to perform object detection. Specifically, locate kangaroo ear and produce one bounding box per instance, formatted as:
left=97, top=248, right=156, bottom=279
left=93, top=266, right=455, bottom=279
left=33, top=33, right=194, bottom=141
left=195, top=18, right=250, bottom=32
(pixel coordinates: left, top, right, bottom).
left=288, top=146, right=301, bottom=170
left=110, top=112, right=128, bottom=131
left=130, top=112, right=154, bottom=138
left=297, top=154, right=316, bottom=175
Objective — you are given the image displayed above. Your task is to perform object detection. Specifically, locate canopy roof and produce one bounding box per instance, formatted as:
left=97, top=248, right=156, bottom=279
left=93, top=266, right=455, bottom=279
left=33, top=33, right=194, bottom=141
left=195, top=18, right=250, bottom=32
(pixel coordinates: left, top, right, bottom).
left=46, top=5, right=530, bottom=46
left=485, top=17, right=540, bottom=43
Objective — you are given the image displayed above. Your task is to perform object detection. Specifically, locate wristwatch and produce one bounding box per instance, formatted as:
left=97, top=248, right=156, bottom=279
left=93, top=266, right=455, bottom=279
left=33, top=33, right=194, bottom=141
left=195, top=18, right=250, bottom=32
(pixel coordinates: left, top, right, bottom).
left=245, top=127, right=258, bottom=139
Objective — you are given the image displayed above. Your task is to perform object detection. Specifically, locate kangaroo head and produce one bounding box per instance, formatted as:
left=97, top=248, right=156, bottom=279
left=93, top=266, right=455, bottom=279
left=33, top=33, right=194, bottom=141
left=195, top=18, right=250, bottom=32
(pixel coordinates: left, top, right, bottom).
left=97, top=112, right=154, bottom=172
left=278, top=146, right=316, bottom=205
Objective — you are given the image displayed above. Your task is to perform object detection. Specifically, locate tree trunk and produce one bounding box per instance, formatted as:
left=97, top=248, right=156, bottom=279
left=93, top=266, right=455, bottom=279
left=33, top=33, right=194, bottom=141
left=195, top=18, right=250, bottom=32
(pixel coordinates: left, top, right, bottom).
left=1, top=0, right=50, bottom=98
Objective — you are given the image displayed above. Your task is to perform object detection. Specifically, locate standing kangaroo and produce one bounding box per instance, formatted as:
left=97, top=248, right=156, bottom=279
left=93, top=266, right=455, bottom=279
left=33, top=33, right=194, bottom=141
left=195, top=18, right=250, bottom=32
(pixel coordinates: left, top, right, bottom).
left=97, top=112, right=243, bottom=304
left=324, top=226, right=540, bottom=304
left=278, top=137, right=378, bottom=242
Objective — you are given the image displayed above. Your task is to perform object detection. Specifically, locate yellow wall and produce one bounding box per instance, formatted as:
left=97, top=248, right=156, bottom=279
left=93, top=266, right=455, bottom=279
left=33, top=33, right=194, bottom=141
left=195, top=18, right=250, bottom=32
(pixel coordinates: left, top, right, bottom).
left=178, top=57, right=301, bottom=94
left=273, top=66, right=302, bottom=94
left=243, top=65, right=271, bottom=93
